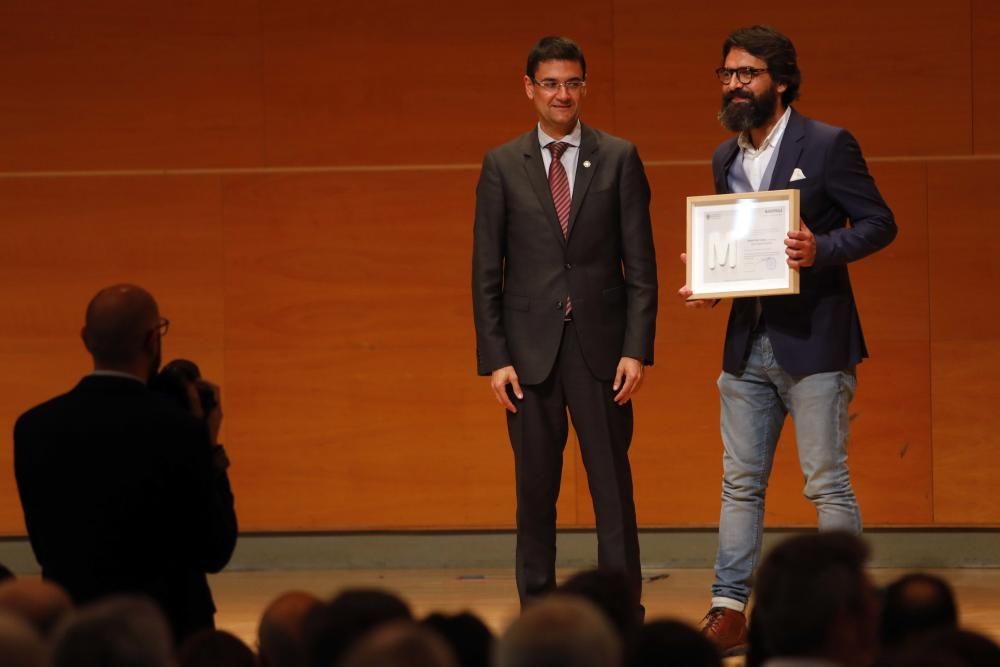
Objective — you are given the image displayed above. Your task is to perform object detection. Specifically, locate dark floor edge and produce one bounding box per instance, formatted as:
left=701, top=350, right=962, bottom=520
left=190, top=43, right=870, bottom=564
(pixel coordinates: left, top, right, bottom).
left=3, top=529, right=999, bottom=575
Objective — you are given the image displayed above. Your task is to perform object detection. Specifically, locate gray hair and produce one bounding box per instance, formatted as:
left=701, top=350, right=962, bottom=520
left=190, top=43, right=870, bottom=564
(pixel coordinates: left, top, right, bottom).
left=341, top=621, right=458, bottom=667
left=50, top=596, right=176, bottom=667
left=497, top=595, right=622, bottom=667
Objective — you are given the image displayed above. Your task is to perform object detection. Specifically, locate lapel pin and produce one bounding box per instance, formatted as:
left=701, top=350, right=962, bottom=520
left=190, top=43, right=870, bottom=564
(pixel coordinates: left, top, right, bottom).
left=583, top=160, right=592, bottom=168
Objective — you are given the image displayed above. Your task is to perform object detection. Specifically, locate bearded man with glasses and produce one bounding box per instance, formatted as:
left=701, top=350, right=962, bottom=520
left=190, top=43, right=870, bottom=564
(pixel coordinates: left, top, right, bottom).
left=678, top=25, right=897, bottom=656
left=472, top=36, right=657, bottom=615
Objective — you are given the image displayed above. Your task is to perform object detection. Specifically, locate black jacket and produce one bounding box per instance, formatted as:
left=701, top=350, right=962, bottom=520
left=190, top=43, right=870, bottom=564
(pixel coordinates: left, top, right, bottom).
left=473, top=124, right=658, bottom=384
left=14, top=374, right=238, bottom=642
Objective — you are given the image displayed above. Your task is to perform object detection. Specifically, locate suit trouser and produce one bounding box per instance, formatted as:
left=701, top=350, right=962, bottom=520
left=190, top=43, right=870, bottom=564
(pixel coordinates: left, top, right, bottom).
left=506, top=321, right=642, bottom=604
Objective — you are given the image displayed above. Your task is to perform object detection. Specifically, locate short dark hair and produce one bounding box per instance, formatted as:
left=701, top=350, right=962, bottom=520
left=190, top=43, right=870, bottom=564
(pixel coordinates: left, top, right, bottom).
left=884, top=628, right=1000, bottom=667
left=526, top=36, right=586, bottom=80
left=881, top=573, right=958, bottom=648
left=421, top=612, right=494, bottom=667
left=750, top=532, right=870, bottom=658
left=303, top=588, right=412, bottom=667
left=722, top=25, right=800, bottom=107
left=633, top=620, right=721, bottom=667
left=178, top=629, right=256, bottom=667
left=558, top=569, right=639, bottom=653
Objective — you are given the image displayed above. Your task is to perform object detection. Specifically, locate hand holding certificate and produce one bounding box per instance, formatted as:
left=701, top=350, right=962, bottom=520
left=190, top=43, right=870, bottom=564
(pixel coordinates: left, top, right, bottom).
left=686, top=189, right=800, bottom=300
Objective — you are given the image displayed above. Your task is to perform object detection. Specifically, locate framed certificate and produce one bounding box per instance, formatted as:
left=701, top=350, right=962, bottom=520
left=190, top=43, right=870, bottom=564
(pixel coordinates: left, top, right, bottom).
left=686, top=189, right=800, bottom=300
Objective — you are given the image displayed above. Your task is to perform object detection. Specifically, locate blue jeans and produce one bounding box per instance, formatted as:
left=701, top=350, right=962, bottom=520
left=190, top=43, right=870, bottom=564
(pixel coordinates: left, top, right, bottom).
left=712, top=332, right=861, bottom=604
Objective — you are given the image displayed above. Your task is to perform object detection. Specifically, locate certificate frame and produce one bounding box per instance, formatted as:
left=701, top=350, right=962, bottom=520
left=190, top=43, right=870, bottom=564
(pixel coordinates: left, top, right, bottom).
left=686, top=188, right=800, bottom=300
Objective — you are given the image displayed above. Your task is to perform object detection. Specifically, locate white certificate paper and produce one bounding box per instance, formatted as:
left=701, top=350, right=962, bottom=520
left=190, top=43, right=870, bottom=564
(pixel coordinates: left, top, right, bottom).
left=687, top=189, right=800, bottom=299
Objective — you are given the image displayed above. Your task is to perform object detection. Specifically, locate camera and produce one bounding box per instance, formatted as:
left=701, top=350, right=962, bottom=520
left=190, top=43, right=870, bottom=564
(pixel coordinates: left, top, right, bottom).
left=150, top=359, right=217, bottom=416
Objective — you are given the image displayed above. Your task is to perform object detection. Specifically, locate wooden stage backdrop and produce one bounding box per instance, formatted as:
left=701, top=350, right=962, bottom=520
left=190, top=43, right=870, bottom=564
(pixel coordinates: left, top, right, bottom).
left=1, top=1, right=998, bottom=534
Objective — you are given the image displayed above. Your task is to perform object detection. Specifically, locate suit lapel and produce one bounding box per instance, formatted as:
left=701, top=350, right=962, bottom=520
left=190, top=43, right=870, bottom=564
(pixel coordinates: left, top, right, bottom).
left=521, top=131, right=568, bottom=247
left=567, top=125, right=598, bottom=237
left=715, top=140, right=740, bottom=194
left=768, top=108, right=805, bottom=191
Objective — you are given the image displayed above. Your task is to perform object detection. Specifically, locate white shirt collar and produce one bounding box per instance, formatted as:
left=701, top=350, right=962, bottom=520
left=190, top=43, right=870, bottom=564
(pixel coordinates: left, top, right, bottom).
left=738, top=106, right=792, bottom=155
left=538, top=121, right=582, bottom=149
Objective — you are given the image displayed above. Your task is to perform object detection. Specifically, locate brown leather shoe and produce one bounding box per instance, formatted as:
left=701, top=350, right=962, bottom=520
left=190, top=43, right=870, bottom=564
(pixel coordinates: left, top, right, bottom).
left=700, top=606, right=748, bottom=657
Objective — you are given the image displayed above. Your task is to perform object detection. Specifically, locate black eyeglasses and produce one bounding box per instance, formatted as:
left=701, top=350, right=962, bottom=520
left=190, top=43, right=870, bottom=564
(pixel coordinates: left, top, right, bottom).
left=715, top=67, right=768, bottom=84
left=533, top=79, right=587, bottom=92
left=150, top=318, right=169, bottom=338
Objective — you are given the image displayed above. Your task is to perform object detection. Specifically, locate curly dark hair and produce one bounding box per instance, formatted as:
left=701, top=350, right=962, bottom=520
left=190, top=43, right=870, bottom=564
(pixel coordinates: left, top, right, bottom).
left=723, top=25, right=800, bottom=107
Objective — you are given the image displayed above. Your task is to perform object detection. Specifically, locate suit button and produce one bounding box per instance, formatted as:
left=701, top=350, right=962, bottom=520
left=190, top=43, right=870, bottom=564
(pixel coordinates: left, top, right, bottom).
left=555, top=301, right=563, bottom=310
left=565, top=263, right=572, bottom=270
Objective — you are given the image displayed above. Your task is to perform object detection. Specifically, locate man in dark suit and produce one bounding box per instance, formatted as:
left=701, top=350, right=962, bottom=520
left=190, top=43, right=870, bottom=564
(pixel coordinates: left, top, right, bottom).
left=680, top=26, right=896, bottom=655
left=472, top=36, right=657, bottom=608
left=14, top=284, right=237, bottom=643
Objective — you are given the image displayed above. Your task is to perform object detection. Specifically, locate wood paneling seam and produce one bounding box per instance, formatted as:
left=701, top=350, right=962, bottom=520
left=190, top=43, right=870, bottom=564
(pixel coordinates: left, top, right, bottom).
left=2, top=156, right=999, bottom=179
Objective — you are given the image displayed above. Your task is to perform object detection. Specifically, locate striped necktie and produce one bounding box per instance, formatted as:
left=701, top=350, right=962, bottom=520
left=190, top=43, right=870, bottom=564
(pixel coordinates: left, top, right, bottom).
left=546, top=141, right=571, bottom=238
left=546, top=141, right=572, bottom=316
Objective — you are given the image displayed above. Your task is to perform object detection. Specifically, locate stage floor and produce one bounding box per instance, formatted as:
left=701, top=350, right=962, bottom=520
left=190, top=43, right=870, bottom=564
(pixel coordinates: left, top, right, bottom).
left=210, top=567, right=1000, bottom=648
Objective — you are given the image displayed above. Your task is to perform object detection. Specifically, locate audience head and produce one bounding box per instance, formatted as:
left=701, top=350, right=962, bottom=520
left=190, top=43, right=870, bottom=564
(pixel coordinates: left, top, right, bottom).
left=421, top=611, right=494, bottom=667
left=178, top=628, right=256, bottom=667
left=341, top=621, right=458, bottom=667
left=881, top=572, right=958, bottom=648
left=558, top=569, right=639, bottom=653
left=259, top=590, right=322, bottom=667
left=0, top=577, right=74, bottom=638
left=749, top=531, right=877, bottom=667
left=882, top=628, right=1000, bottom=667
left=631, top=619, right=720, bottom=667
left=50, top=595, right=176, bottom=667
left=0, top=611, right=46, bottom=667
left=304, top=587, right=412, bottom=667
left=497, top=595, right=622, bottom=667
left=82, top=284, right=164, bottom=380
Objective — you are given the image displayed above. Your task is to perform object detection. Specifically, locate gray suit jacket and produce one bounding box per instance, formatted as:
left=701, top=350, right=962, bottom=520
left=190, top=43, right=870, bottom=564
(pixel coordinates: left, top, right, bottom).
left=472, top=124, right=657, bottom=385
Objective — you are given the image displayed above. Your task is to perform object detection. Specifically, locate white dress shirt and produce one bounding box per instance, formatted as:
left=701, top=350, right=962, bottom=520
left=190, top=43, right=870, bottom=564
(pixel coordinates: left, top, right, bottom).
left=538, top=121, right=582, bottom=196
left=738, top=106, right=792, bottom=192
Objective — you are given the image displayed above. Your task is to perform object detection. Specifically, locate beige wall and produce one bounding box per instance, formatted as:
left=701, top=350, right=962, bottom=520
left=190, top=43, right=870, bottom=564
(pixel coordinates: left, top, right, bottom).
left=2, top=1, right=998, bottom=533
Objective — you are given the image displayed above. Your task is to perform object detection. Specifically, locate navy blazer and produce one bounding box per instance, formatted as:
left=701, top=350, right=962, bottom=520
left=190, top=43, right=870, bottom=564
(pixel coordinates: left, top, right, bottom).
left=713, top=109, right=896, bottom=376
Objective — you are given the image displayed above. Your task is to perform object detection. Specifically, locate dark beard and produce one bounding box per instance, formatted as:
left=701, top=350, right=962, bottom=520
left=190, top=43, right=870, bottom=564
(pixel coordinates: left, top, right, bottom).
left=718, top=85, right=778, bottom=133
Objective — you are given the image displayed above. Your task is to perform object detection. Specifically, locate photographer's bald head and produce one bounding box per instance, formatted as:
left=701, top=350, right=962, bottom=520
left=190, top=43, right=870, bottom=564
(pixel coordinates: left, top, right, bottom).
left=81, top=284, right=166, bottom=382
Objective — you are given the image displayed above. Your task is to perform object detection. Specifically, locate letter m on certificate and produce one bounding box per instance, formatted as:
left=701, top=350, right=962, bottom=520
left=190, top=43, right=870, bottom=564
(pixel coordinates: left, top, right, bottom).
left=708, top=232, right=738, bottom=270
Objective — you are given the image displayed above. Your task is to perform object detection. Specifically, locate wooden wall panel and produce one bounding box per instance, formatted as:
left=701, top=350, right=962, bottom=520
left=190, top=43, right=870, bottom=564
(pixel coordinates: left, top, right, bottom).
left=0, top=2, right=263, bottom=171
left=612, top=0, right=733, bottom=161
left=258, top=0, right=616, bottom=167
left=973, top=0, right=1000, bottom=153
left=928, top=160, right=1000, bottom=524
left=1, top=3, right=997, bottom=535
left=219, top=169, right=578, bottom=530
left=613, top=0, right=972, bottom=160
left=834, top=162, right=932, bottom=524
left=0, top=175, right=226, bottom=536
